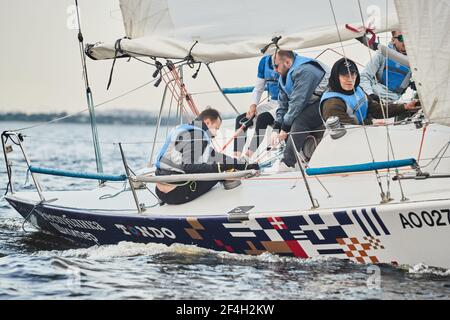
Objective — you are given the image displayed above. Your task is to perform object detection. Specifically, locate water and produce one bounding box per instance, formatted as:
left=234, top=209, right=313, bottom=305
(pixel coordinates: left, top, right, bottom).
left=1, top=121, right=449, bottom=300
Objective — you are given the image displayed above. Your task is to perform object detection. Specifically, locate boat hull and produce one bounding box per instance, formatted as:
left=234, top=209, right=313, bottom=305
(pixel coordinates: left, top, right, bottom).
left=6, top=195, right=450, bottom=268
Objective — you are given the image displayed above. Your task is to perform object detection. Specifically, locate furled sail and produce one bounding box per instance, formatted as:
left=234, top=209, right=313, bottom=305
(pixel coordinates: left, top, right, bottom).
left=87, top=0, right=399, bottom=63
left=395, top=0, right=450, bottom=126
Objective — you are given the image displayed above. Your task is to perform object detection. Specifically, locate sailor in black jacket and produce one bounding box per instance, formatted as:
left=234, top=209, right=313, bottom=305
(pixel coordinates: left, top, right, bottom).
left=155, top=108, right=259, bottom=205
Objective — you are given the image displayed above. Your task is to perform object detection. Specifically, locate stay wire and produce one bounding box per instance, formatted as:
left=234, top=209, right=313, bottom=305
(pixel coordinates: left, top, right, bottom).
left=11, top=77, right=158, bottom=132
left=328, top=0, right=387, bottom=199
left=357, top=0, right=407, bottom=200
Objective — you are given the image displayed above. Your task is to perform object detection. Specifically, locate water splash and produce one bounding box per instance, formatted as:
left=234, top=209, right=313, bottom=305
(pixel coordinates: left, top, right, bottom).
left=408, top=263, right=450, bottom=277
left=35, top=241, right=339, bottom=267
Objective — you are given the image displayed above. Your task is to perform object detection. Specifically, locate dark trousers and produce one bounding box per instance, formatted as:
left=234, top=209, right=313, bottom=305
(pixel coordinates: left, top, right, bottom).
left=283, top=101, right=324, bottom=167
left=233, top=112, right=275, bottom=153
left=156, top=180, right=219, bottom=205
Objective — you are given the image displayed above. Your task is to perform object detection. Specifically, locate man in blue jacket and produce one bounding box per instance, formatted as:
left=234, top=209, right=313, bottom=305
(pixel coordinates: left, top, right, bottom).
left=270, top=50, right=330, bottom=171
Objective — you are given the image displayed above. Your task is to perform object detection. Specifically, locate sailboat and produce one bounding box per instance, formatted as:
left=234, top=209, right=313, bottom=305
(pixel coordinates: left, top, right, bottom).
left=3, top=0, right=450, bottom=269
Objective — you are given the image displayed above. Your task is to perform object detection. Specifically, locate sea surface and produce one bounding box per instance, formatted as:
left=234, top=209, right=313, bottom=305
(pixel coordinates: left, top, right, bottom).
left=0, top=121, right=449, bottom=300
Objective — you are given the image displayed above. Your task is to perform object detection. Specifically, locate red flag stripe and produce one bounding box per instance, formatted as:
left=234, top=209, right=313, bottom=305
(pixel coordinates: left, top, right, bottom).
left=286, top=240, right=308, bottom=258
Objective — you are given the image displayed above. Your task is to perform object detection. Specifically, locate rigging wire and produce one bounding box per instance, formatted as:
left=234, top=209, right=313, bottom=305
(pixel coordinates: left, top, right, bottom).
left=11, top=78, right=158, bottom=132
left=328, top=0, right=388, bottom=201
left=356, top=0, right=408, bottom=201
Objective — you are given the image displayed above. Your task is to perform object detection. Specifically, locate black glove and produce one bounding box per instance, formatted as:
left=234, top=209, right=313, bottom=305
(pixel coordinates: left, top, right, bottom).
left=369, top=94, right=380, bottom=103
left=233, top=162, right=260, bottom=171
left=246, top=163, right=260, bottom=171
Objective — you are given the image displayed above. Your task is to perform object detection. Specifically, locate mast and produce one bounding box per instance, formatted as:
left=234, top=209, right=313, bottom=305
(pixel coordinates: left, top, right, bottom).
left=74, top=0, right=104, bottom=179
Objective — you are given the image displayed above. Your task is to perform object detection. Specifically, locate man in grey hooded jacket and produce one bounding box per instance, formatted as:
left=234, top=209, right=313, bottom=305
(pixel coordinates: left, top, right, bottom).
left=272, top=50, right=330, bottom=170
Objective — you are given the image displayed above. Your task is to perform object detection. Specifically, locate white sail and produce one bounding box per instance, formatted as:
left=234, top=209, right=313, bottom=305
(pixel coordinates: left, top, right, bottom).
left=395, top=0, right=450, bottom=126
left=88, top=0, right=399, bottom=62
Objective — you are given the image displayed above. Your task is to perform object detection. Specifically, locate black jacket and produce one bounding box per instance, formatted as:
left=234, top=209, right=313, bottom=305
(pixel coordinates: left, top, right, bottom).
left=156, top=121, right=248, bottom=176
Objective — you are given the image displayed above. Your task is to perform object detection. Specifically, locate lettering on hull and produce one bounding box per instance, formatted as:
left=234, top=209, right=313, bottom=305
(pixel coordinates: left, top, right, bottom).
left=115, top=224, right=176, bottom=239
left=33, top=210, right=104, bottom=243
left=399, top=209, right=450, bottom=229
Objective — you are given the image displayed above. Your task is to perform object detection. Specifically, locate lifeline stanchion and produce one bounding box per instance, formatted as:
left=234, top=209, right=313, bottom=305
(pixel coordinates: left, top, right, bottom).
left=1, top=132, right=13, bottom=194
left=289, top=135, right=319, bottom=209
left=3, top=132, right=45, bottom=202
left=118, top=143, right=144, bottom=213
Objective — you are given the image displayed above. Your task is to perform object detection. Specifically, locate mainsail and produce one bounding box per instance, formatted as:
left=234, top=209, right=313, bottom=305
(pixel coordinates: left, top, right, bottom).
left=88, top=0, right=399, bottom=63
left=395, top=0, right=450, bottom=126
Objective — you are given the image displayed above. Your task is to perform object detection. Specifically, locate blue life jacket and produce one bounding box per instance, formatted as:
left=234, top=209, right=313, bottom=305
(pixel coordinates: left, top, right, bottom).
left=156, top=124, right=211, bottom=173
left=279, top=55, right=315, bottom=97
left=259, top=55, right=280, bottom=100
left=377, top=55, right=411, bottom=94
left=320, top=86, right=369, bottom=125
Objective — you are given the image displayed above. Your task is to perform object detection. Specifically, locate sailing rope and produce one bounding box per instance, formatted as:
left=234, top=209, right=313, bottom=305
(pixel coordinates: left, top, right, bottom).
left=155, top=61, right=200, bottom=123
left=328, top=0, right=389, bottom=202
left=355, top=0, right=392, bottom=200
left=418, top=141, right=450, bottom=171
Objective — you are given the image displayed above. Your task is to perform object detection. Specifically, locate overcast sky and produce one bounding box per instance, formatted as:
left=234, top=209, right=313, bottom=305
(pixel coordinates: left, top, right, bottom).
left=0, top=0, right=378, bottom=114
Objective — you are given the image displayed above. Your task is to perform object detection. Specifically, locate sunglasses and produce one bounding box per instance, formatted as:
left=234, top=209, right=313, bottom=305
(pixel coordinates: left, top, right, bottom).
left=393, top=35, right=404, bottom=42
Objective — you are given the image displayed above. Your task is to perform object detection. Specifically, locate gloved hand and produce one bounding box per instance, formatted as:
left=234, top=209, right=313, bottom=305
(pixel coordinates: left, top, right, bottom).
left=233, top=163, right=248, bottom=171
left=233, top=162, right=260, bottom=171
left=246, top=163, right=260, bottom=171
left=369, top=94, right=380, bottom=103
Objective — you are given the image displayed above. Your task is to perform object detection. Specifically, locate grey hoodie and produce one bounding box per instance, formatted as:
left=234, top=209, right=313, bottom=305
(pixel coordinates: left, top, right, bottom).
left=275, top=61, right=330, bottom=132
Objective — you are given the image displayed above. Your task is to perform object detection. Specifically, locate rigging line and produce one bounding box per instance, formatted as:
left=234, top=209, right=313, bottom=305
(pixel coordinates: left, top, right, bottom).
left=175, top=67, right=185, bottom=126
left=328, top=0, right=387, bottom=200
left=306, top=41, right=361, bottom=55
left=358, top=0, right=406, bottom=200
left=21, top=120, right=433, bottom=146
left=314, top=47, right=366, bottom=67
left=75, top=0, right=89, bottom=88
left=384, top=0, right=394, bottom=191
left=217, top=96, right=271, bottom=153
left=113, top=47, right=185, bottom=64
left=160, top=67, right=191, bottom=118
left=433, top=143, right=450, bottom=171
left=165, top=83, right=176, bottom=137
left=190, top=90, right=220, bottom=96
left=149, top=79, right=172, bottom=165
left=169, top=63, right=200, bottom=116
left=357, top=0, right=392, bottom=194
left=417, top=141, right=450, bottom=171
left=11, top=78, right=158, bottom=132
left=74, top=0, right=103, bottom=177
left=205, top=63, right=240, bottom=115
left=131, top=56, right=157, bottom=66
